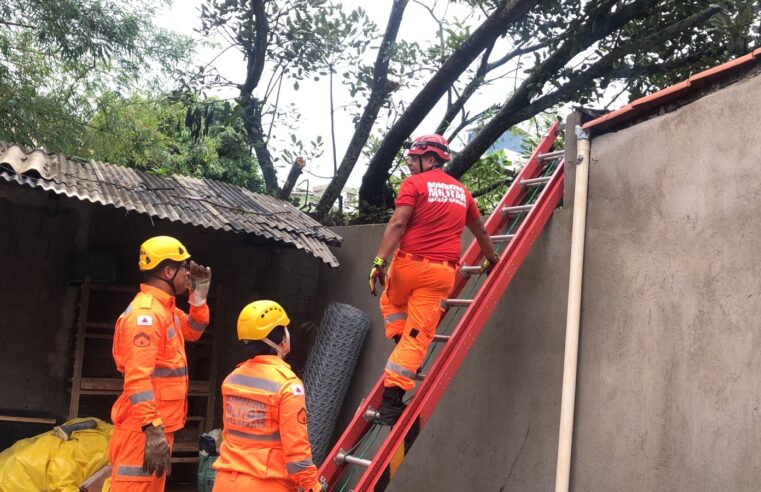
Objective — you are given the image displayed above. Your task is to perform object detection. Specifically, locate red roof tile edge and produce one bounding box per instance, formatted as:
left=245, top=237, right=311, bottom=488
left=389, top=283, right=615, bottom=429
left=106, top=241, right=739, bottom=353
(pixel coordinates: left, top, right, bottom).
left=583, top=50, right=761, bottom=133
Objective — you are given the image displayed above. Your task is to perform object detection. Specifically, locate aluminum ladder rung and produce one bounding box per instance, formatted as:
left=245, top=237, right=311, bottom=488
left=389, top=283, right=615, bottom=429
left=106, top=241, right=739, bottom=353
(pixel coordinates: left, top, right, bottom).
left=501, top=204, right=533, bottom=216
left=432, top=334, right=450, bottom=342
left=414, top=372, right=426, bottom=381
left=443, top=298, right=472, bottom=308
left=362, top=407, right=380, bottom=422
left=520, top=176, right=551, bottom=188
left=335, top=449, right=372, bottom=467
left=537, top=150, right=564, bottom=161
left=460, top=265, right=482, bottom=275
left=490, top=234, right=514, bottom=243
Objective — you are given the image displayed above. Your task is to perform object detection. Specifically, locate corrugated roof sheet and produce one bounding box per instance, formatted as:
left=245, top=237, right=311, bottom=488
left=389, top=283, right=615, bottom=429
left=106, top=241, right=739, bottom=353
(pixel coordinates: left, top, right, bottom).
left=584, top=48, right=761, bottom=134
left=0, top=142, right=342, bottom=267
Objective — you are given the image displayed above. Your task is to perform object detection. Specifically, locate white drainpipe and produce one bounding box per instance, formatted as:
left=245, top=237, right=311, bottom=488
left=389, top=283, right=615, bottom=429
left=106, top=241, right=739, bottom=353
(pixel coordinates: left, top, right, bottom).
left=555, top=126, right=591, bottom=492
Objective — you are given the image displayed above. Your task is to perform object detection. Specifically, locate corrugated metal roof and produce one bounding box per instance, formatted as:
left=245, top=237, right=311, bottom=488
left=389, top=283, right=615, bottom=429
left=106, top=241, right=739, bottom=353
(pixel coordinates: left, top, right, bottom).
left=0, top=142, right=342, bottom=267
left=584, top=48, right=761, bottom=134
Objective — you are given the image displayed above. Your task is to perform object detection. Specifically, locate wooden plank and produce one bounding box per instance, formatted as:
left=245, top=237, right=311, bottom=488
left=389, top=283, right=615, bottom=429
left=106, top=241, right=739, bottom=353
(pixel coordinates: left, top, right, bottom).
left=79, top=465, right=112, bottom=491
left=85, top=333, right=113, bottom=340
left=78, top=378, right=210, bottom=395
left=85, top=322, right=114, bottom=330
left=204, top=283, right=223, bottom=431
left=170, top=457, right=199, bottom=463
left=0, top=415, right=56, bottom=424
left=89, top=283, right=134, bottom=293
left=68, top=277, right=91, bottom=419
left=172, top=442, right=199, bottom=453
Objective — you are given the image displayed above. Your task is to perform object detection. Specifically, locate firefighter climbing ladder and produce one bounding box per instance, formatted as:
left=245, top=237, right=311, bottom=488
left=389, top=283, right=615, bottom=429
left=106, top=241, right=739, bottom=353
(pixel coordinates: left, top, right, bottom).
left=319, top=121, right=567, bottom=491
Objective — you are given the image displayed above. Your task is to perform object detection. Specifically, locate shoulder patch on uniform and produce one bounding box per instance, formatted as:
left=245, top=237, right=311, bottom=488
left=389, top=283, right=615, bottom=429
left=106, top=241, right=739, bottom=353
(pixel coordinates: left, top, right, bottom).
left=136, top=315, right=153, bottom=326
left=137, top=294, right=153, bottom=309
left=291, top=384, right=305, bottom=396
left=134, top=332, right=151, bottom=347
left=297, top=407, right=307, bottom=424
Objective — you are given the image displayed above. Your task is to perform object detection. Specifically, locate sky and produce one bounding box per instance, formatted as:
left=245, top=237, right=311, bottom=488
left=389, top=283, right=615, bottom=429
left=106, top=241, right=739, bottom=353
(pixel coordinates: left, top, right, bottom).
left=154, top=1, right=626, bottom=191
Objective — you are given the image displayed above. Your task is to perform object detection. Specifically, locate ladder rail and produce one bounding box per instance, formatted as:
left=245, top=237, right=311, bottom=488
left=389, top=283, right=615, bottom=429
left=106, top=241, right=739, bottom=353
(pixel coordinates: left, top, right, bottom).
left=318, top=377, right=385, bottom=483
left=453, top=121, right=562, bottom=294
left=318, top=121, right=563, bottom=489
left=353, top=159, right=565, bottom=491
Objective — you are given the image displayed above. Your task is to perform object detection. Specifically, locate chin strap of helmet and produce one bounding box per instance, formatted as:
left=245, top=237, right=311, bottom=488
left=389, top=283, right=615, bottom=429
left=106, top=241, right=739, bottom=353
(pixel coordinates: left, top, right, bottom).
left=153, top=263, right=182, bottom=296
left=262, top=327, right=291, bottom=358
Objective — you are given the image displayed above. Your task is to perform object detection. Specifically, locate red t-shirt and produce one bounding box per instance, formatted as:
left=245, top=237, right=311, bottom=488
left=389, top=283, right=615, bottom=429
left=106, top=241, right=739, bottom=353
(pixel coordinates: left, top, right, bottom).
left=396, top=169, right=480, bottom=263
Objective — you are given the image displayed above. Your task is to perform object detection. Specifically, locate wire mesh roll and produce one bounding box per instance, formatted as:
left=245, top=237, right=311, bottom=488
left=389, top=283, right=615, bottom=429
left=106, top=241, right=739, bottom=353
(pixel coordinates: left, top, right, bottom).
left=302, top=302, right=370, bottom=466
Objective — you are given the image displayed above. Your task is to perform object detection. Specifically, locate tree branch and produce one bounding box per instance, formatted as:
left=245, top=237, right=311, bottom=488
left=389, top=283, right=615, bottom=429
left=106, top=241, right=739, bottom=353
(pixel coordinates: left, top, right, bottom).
left=279, top=157, right=306, bottom=199
left=448, top=2, right=722, bottom=179
left=311, top=0, right=408, bottom=218
left=472, top=176, right=515, bottom=198
left=358, top=0, right=540, bottom=213
left=447, top=0, right=662, bottom=178
left=435, top=40, right=495, bottom=134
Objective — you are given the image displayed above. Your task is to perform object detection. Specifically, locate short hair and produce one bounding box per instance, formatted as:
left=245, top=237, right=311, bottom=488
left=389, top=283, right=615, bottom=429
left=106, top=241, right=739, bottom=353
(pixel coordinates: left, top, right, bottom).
left=143, top=259, right=182, bottom=281
left=424, top=151, right=446, bottom=167
left=242, top=326, right=286, bottom=358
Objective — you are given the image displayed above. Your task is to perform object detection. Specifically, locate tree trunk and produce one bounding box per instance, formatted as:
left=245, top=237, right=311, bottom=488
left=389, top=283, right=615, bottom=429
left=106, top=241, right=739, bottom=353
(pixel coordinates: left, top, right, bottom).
left=279, top=156, right=306, bottom=199
left=357, top=0, right=539, bottom=216
left=242, top=95, right=281, bottom=194
left=313, top=0, right=408, bottom=221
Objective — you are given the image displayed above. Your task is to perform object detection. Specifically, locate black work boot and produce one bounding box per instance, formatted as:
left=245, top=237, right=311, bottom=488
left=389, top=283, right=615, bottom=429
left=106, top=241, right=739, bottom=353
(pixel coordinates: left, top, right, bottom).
left=377, top=386, right=406, bottom=426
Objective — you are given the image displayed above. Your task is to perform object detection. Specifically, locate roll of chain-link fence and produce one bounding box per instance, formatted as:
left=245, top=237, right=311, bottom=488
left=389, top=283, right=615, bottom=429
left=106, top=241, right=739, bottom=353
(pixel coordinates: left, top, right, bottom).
left=302, top=302, right=370, bottom=466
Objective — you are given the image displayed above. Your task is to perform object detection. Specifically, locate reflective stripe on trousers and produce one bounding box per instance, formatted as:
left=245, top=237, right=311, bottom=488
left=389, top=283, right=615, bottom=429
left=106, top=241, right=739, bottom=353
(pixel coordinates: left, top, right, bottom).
left=151, top=366, right=188, bottom=378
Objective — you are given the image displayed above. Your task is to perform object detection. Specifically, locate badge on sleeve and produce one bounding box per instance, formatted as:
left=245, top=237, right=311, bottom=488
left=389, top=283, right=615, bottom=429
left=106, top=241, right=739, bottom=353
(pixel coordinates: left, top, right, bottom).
left=134, top=332, right=150, bottom=347
left=291, top=384, right=305, bottom=396
left=137, top=315, right=153, bottom=326
left=297, top=407, right=307, bottom=424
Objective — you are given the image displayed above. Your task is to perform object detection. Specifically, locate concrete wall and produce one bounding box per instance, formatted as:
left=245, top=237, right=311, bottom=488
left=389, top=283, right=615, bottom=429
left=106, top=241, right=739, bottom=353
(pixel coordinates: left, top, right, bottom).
left=312, top=70, right=761, bottom=491
left=0, top=183, right=322, bottom=427
left=311, top=215, right=572, bottom=490
left=571, top=69, right=761, bottom=490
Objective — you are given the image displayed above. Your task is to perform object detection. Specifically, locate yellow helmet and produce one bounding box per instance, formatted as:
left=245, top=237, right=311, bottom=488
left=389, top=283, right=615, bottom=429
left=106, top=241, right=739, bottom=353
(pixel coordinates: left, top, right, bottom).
left=237, top=300, right=290, bottom=341
left=139, top=236, right=191, bottom=271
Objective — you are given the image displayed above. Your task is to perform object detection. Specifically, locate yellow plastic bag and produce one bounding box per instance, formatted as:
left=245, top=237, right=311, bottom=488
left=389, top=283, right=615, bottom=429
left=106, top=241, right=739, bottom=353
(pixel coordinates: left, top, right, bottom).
left=0, top=417, right=113, bottom=492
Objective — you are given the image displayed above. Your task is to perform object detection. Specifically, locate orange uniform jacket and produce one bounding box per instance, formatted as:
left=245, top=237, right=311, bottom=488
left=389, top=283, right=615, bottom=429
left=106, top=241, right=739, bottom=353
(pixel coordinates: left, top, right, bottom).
left=214, top=355, right=320, bottom=490
left=111, top=284, right=209, bottom=432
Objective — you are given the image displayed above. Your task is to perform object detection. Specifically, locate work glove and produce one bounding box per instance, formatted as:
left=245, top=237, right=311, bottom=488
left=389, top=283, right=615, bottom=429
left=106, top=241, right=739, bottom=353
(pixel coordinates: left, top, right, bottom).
left=479, top=252, right=500, bottom=275
left=143, top=424, right=171, bottom=477
left=368, top=257, right=387, bottom=296
left=188, top=260, right=212, bottom=306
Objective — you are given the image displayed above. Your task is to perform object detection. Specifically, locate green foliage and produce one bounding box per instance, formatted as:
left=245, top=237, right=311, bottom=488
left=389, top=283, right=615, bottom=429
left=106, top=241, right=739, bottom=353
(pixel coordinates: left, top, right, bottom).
left=83, top=95, right=264, bottom=191
left=0, top=0, right=264, bottom=192
left=459, top=149, right=516, bottom=212
left=0, top=0, right=193, bottom=151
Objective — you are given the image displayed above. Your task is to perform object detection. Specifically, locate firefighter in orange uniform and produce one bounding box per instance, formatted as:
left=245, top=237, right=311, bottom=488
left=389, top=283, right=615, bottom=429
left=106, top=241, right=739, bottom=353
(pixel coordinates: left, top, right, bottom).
left=369, top=134, right=500, bottom=425
left=213, top=300, right=323, bottom=492
left=109, top=236, right=212, bottom=491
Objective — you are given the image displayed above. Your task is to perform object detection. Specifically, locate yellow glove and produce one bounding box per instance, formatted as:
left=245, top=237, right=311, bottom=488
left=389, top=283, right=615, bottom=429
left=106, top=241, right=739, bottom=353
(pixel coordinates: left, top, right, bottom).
left=369, top=257, right=387, bottom=296
left=479, top=252, right=500, bottom=275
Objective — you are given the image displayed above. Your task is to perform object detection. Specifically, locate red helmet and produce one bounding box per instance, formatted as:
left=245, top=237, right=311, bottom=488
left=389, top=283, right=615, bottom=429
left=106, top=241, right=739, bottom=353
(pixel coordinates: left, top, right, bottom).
left=405, top=134, right=451, bottom=162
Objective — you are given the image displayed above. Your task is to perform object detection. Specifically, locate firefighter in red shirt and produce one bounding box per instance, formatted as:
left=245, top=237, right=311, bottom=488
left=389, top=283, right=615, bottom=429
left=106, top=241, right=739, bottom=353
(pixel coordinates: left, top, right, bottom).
left=213, top=300, right=323, bottom=492
left=368, top=134, right=499, bottom=425
left=110, top=235, right=212, bottom=491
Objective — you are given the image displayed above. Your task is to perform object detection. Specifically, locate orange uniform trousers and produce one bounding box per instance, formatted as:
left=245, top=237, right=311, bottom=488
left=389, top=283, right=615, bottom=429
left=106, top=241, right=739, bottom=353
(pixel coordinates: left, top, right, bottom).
left=380, top=252, right=456, bottom=391
left=109, top=427, right=175, bottom=492
left=213, top=470, right=292, bottom=491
